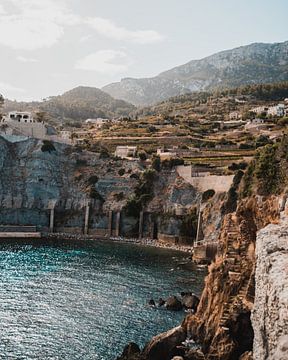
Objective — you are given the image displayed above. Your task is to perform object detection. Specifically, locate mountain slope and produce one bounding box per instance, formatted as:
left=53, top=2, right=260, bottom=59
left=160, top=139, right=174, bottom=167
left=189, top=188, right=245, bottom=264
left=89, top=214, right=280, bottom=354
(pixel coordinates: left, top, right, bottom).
left=102, top=41, right=288, bottom=106
left=3, top=86, right=135, bottom=123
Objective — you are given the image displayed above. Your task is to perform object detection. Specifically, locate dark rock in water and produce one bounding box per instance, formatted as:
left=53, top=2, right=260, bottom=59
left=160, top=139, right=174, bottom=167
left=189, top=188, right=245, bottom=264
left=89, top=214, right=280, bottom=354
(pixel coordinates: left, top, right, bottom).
left=181, top=295, right=200, bottom=312
left=180, top=291, right=192, bottom=297
left=158, top=298, right=165, bottom=307
left=117, top=342, right=141, bottom=360
left=165, top=296, right=183, bottom=311
left=148, top=299, right=156, bottom=307
left=143, top=325, right=186, bottom=360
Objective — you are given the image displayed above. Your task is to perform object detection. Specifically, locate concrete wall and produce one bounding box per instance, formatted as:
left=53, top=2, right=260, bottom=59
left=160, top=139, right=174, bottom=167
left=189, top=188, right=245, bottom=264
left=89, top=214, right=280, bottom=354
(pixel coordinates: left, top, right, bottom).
left=177, top=165, right=233, bottom=192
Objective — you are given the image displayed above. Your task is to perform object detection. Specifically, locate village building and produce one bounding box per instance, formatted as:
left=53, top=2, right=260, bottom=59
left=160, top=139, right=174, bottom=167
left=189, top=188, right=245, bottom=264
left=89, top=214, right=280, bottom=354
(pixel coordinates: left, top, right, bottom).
left=115, top=146, right=137, bottom=159
left=85, top=118, right=119, bottom=129
left=267, top=104, right=285, bottom=117
left=229, top=111, right=242, bottom=120
left=250, top=106, right=268, bottom=115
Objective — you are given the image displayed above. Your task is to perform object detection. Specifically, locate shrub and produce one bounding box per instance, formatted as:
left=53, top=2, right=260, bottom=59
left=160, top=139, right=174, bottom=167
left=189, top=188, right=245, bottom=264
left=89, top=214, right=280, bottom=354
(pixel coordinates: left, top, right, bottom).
left=202, top=189, right=215, bottom=202
left=255, top=144, right=280, bottom=195
left=87, top=175, right=99, bottom=185
left=41, top=140, right=56, bottom=153
left=138, top=151, right=147, bottom=161
left=118, top=168, right=125, bottom=176
left=228, top=162, right=248, bottom=171
left=255, top=135, right=273, bottom=149
left=152, top=156, right=161, bottom=172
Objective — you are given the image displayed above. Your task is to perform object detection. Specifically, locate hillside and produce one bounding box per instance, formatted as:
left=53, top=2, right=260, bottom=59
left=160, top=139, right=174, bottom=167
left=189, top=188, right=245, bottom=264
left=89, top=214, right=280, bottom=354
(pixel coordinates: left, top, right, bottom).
left=102, top=41, right=288, bottom=106
left=3, top=86, right=135, bottom=126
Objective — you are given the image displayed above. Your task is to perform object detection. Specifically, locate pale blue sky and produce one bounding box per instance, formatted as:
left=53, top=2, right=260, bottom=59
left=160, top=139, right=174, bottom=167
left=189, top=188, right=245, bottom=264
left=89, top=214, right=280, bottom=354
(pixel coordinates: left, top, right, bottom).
left=0, top=0, right=287, bottom=101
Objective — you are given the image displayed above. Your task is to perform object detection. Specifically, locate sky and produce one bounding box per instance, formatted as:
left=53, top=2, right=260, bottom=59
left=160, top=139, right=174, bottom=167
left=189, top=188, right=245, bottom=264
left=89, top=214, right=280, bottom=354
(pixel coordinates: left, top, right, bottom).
left=0, top=0, right=287, bottom=101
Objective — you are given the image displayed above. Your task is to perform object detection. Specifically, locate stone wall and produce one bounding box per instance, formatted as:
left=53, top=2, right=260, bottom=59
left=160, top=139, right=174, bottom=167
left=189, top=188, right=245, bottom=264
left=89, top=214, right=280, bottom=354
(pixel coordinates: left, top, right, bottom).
left=176, top=165, right=234, bottom=192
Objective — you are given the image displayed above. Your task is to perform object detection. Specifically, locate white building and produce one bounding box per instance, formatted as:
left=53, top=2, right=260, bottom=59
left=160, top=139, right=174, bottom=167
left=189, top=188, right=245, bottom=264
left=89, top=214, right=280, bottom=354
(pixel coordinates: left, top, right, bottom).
left=250, top=106, right=268, bottom=115
left=229, top=111, right=242, bottom=120
left=115, top=146, right=137, bottom=159
left=4, top=111, right=34, bottom=123
left=267, top=104, right=285, bottom=117
left=85, top=118, right=111, bottom=128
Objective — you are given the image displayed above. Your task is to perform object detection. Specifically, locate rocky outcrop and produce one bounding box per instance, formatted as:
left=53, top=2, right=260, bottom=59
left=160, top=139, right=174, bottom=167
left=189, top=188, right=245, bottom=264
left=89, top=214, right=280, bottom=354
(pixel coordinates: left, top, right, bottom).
left=142, top=325, right=186, bottom=360
left=252, top=217, right=288, bottom=360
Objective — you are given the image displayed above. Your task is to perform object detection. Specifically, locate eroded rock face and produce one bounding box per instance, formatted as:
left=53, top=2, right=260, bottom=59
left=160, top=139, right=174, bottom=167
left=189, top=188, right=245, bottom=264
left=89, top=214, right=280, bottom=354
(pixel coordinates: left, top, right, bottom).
left=143, top=325, right=186, bottom=360
left=252, top=217, right=288, bottom=360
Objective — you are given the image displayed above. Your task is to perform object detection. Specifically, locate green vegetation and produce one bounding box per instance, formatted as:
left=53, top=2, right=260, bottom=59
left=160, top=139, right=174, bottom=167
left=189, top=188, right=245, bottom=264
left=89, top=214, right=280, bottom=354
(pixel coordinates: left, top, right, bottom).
left=87, top=175, right=99, bottom=185
left=254, top=144, right=280, bottom=195
left=202, top=189, right=215, bottom=202
left=41, top=140, right=56, bottom=153
left=124, top=169, right=157, bottom=216
left=118, top=168, right=125, bottom=176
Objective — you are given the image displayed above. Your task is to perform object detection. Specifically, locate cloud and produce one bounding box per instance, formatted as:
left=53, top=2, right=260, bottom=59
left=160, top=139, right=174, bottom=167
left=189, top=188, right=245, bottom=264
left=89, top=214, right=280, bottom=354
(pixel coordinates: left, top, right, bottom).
left=75, top=50, right=132, bottom=74
left=0, top=0, right=67, bottom=50
left=17, top=56, right=38, bottom=63
left=0, top=0, right=164, bottom=50
left=0, top=82, right=26, bottom=97
left=86, top=17, right=164, bottom=44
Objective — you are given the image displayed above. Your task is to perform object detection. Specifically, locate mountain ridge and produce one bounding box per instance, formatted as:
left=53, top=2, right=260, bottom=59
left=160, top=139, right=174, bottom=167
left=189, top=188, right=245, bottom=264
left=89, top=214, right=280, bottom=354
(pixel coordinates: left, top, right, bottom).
left=102, top=41, right=288, bottom=106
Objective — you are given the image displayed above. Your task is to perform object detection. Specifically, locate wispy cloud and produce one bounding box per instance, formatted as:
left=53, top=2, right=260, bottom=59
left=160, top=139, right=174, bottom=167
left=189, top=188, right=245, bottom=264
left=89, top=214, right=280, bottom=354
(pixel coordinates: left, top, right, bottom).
left=86, top=17, right=164, bottom=44
left=75, top=50, right=132, bottom=74
left=17, top=56, right=38, bottom=63
left=0, top=82, right=26, bottom=97
left=0, top=0, right=164, bottom=50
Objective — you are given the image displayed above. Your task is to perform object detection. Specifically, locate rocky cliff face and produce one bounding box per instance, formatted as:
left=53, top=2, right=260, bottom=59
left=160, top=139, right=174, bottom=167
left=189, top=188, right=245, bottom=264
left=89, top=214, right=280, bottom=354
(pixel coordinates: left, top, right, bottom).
left=252, top=215, right=288, bottom=360
left=103, top=41, right=288, bottom=106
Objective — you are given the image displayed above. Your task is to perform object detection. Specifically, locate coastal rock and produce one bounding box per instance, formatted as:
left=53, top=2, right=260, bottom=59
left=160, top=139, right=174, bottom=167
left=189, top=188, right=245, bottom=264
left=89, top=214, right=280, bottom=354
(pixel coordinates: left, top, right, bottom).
left=252, top=218, right=288, bottom=360
left=181, top=295, right=200, bottom=312
left=158, top=298, right=165, bottom=307
left=143, top=325, right=186, bottom=360
left=148, top=299, right=156, bottom=307
left=165, top=296, right=183, bottom=311
left=116, top=342, right=141, bottom=360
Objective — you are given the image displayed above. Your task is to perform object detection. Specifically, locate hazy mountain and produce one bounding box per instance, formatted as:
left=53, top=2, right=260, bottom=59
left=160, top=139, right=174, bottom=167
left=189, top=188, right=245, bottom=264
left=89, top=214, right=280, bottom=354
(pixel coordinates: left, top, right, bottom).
left=3, top=86, right=135, bottom=124
left=102, top=41, right=288, bottom=106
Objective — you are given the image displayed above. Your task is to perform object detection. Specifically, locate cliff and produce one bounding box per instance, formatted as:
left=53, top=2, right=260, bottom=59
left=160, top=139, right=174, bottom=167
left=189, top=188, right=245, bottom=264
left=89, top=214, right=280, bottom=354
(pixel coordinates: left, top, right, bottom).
left=252, top=215, right=288, bottom=360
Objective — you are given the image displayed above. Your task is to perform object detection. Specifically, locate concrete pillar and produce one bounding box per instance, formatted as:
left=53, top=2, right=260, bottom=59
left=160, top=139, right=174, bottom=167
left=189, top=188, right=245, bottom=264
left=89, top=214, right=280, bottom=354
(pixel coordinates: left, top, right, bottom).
left=108, top=210, right=113, bottom=237
left=115, top=211, right=121, bottom=237
left=139, top=211, right=144, bottom=239
left=49, top=208, right=55, bottom=233
left=84, top=202, right=90, bottom=235
left=195, top=202, right=203, bottom=246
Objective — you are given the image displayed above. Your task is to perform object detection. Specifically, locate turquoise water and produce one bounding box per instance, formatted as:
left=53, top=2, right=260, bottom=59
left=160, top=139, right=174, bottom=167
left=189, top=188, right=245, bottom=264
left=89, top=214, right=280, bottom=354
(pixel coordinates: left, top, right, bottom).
left=0, top=239, right=205, bottom=359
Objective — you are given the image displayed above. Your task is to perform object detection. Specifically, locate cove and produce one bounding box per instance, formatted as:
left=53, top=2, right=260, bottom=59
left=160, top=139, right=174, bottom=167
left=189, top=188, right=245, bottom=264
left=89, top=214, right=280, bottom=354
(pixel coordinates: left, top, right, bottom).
left=0, top=239, right=206, bottom=359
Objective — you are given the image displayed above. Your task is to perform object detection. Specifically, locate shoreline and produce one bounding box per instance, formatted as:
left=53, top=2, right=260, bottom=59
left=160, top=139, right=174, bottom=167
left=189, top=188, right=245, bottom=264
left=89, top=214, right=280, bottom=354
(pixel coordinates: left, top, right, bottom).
left=42, top=232, right=194, bottom=254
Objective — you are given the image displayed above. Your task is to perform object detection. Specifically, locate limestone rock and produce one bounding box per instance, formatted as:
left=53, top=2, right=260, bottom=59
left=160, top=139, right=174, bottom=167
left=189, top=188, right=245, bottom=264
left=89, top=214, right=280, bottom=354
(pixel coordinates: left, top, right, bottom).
left=165, top=296, right=183, bottom=311
left=143, top=325, right=186, bottom=360
left=252, top=219, right=288, bottom=360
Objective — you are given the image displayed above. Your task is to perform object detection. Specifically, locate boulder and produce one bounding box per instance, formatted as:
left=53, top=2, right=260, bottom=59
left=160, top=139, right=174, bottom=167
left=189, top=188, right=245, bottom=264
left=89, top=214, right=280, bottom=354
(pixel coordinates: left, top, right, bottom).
left=143, top=325, right=186, bottom=360
left=165, top=296, right=183, bottom=311
left=181, top=295, right=200, bottom=312
left=158, top=298, right=165, bottom=307
left=148, top=299, right=156, bottom=307
left=117, top=342, right=141, bottom=360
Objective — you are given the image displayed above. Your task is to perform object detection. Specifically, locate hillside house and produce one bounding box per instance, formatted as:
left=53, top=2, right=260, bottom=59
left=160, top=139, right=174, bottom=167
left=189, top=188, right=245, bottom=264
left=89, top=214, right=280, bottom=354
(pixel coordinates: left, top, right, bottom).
left=267, top=104, right=285, bottom=117
left=85, top=118, right=111, bottom=128
left=250, top=106, right=268, bottom=115
left=115, top=146, right=137, bottom=159
left=229, top=111, right=242, bottom=120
